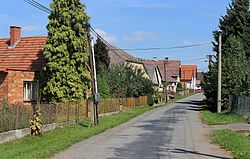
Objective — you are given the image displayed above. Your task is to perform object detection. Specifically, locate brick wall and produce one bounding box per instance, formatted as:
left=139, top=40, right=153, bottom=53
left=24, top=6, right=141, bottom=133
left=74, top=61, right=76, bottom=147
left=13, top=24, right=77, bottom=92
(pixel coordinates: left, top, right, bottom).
left=7, top=70, right=39, bottom=105
left=0, top=72, right=8, bottom=104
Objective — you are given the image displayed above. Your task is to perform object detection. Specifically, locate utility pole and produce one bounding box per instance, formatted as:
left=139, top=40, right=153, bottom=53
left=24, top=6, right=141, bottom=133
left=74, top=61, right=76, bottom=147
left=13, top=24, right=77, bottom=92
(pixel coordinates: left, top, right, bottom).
left=184, top=71, right=186, bottom=96
left=164, top=57, right=168, bottom=103
left=217, top=32, right=222, bottom=113
left=91, top=37, right=99, bottom=125
left=86, top=23, right=99, bottom=125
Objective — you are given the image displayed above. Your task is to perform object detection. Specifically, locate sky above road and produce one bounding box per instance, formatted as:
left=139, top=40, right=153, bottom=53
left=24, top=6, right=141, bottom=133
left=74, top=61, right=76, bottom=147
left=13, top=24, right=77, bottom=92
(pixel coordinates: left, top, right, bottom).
left=0, top=0, right=232, bottom=71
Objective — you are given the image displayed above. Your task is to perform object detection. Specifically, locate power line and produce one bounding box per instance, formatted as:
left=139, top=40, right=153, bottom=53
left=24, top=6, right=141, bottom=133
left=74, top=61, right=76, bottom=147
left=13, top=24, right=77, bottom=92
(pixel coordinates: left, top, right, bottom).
left=22, top=0, right=212, bottom=52
left=120, top=42, right=211, bottom=51
left=23, top=0, right=51, bottom=14
left=181, top=57, right=206, bottom=62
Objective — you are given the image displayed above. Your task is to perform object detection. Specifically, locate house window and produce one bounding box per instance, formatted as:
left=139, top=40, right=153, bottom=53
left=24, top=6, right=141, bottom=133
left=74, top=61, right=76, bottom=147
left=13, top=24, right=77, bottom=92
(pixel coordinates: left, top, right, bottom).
left=23, top=81, right=37, bottom=101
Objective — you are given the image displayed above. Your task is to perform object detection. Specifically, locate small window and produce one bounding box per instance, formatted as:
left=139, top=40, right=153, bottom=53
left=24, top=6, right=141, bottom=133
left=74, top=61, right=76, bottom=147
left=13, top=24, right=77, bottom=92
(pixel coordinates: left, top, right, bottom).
left=23, top=81, right=37, bottom=101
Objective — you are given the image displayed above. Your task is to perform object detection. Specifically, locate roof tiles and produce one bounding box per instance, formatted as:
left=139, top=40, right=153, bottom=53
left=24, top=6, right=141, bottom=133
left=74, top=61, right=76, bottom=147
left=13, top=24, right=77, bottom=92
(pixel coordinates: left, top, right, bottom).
left=0, top=36, right=46, bottom=72
left=142, top=60, right=181, bottom=82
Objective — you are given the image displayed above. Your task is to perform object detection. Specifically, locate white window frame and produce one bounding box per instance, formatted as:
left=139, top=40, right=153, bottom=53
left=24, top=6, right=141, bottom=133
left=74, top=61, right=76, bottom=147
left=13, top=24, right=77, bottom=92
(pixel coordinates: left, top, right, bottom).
left=23, top=81, right=37, bottom=101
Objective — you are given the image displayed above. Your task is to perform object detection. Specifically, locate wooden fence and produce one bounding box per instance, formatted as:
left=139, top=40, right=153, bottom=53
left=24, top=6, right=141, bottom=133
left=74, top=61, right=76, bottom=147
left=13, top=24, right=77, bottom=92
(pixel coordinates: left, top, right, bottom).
left=0, top=96, right=147, bottom=133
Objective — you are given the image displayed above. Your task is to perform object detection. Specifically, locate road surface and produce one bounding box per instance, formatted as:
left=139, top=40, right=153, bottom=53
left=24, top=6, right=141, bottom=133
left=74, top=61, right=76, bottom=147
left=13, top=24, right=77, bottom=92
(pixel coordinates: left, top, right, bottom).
left=53, top=93, right=231, bottom=159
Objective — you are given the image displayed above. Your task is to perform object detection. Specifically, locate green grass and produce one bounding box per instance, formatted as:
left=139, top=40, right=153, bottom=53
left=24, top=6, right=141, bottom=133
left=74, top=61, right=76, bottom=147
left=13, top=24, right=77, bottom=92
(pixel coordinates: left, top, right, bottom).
left=0, top=105, right=160, bottom=159
left=201, top=110, right=249, bottom=125
left=171, top=93, right=195, bottom=102
left=212, top=129, right=250, bottom=159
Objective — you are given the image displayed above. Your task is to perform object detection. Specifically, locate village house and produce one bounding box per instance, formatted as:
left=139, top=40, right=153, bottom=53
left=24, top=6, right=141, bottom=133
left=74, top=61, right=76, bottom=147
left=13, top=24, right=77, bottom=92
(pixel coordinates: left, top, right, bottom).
left=144, top=65, right=162, bottom=91
left=180, top=65, right=198, bottom=93
left=108, top=45, right=150, bottom=79
left=0, top=26, right=151, bottom=105
left=0, top=26, right=46, bottom=105
left=142, top=59, right=181, bottom=93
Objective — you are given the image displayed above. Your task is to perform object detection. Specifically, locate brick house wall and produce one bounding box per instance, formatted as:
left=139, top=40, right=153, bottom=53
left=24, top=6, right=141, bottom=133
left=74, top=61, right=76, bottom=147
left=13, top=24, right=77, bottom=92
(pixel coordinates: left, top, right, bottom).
left=0, top=26, right=46, bottom=105
left=0, top=72, right=8, bottom=104
left=6, top=71, right=39, bottom=105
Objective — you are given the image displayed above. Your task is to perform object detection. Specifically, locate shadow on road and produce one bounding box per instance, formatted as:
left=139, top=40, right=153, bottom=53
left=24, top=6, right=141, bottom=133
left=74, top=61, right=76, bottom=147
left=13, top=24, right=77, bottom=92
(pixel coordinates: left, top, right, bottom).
left=112, top=109, right=179, bottom=158
left=176, top=100, right=210, bottom=112
left=170, top=148, right=231, bottom=159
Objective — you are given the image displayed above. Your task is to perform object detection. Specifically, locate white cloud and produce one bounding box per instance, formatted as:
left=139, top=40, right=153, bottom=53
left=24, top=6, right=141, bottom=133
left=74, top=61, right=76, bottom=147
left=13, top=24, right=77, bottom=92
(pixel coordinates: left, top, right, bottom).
left=183, top=40, right=192, bottom=45
left=94, top=28, right=117, bottom=43
left=124, top=31, right=157, bottom=42
left=23, top=25, right=41, bottom=31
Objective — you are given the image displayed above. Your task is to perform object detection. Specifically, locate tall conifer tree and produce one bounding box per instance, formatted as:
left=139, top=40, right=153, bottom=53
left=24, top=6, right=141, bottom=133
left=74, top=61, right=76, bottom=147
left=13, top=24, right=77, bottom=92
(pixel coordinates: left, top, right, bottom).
left=43, top=0, right=90, bottom=103
left=204, top=0, right=250, bottom=109
left=214, top=0, right=250, bottom=57
left=94, top=38, right=110, bottom=74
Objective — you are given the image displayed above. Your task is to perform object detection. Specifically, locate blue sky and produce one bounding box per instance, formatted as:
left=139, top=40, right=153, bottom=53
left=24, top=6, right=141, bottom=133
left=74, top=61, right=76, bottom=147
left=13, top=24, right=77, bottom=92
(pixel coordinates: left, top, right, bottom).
left=0, top=0, right=232, bottom=71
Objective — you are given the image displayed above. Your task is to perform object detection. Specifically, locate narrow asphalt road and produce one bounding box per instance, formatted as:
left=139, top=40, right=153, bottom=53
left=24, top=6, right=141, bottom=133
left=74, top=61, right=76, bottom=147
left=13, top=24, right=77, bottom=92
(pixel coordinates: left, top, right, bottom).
left=53, top=93, right=231, bottom=159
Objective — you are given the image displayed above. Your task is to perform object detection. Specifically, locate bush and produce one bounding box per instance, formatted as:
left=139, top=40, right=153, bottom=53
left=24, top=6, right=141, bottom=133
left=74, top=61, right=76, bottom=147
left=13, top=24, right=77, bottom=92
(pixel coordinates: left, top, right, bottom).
left=147, top=94, right=154, bottom=106
left=97, top=75, right=111, bottom=98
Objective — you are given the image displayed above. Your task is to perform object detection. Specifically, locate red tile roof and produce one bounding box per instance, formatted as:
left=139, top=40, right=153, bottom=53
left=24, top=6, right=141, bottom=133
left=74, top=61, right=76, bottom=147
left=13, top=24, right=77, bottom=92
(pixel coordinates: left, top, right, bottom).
left=180, top=65, right=197, bottom=80
left=142, top=60, right=181, bottom=82
left=0, top=36, right=46, bottom=72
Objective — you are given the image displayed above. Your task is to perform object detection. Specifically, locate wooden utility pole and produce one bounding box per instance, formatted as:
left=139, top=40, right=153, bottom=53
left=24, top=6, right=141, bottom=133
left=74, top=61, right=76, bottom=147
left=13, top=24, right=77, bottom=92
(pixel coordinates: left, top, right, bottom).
left=217, top=32, right=222, bottom=113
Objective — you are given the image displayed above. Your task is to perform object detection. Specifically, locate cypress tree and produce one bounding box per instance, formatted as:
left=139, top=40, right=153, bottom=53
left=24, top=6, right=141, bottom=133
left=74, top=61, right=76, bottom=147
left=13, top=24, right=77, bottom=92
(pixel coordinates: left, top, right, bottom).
left=42, top=0, right=90, bottom=103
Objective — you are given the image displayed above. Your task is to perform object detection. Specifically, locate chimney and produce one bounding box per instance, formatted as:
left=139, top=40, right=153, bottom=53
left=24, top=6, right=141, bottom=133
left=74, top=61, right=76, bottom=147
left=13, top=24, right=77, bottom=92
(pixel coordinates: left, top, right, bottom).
left=9, top=26, right=21, bottom=47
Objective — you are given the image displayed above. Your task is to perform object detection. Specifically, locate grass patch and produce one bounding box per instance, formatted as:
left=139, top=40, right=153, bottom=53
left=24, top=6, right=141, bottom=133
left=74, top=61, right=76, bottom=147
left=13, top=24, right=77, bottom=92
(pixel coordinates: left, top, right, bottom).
left=201, top=110, right=248, bottom=125
left=212, top=129, right=250, bottom=159
left=171, top=93, right=195, bottom=102
left=0, top=105, right=160, bottom=159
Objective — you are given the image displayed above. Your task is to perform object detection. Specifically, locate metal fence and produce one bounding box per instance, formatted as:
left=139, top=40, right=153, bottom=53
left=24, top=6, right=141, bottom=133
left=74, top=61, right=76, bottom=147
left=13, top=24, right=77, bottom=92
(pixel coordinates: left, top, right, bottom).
left=0, top=96, right=147, bottom=133
left=229, top=95, right=250, bottom=118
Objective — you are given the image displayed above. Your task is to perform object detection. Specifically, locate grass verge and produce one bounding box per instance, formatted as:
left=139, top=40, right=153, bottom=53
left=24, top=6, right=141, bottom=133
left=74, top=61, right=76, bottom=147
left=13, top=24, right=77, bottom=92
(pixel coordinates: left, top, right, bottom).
left=170, top=93, right=195, bottom=102
left=201, top=110, right=248, bottom=125
left=212, top=129, right=250, bottom=159
left=0, top=105, right=160, bottom=159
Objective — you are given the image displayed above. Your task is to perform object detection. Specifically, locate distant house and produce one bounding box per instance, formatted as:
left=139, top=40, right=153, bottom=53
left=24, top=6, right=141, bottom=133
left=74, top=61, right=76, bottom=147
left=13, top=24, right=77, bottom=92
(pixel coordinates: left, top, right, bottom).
left=180, top=65, right=198, bottom=93
left=0, top=26, right=46, bottom=105
left=108, top=46, right=150, bottom=79
left=142, top=59, right=181, bottom=92
left=144, top=65, right=162, bottom=91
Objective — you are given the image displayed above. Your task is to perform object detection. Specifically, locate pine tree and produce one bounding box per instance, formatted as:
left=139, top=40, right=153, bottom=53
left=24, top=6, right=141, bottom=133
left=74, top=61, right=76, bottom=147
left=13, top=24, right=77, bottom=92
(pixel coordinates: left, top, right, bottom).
left=94, top=38, right=110, bottom=74
left=213, top=0, right=250, bottom=58
left=204, top=0, right=250, bottom=110
left=42, top=0, right=90, bottom=103
left=221, top=36, right=248, bottom=106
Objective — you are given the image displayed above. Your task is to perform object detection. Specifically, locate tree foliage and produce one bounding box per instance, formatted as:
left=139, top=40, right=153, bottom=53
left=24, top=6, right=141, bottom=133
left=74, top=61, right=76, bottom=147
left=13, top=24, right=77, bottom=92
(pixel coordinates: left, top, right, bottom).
left=214, top=0, right=250, bottom=58
left=97, top=75, right=110, bottom=98
left=221, top=36, right=248, bottom=105
left=204, top=0, right=250, bottom=110
left=104, top=64, right=154, bottom=98
left=94, top=38, right=110, bottom=74
left=42, top=0, right=90, bottom=103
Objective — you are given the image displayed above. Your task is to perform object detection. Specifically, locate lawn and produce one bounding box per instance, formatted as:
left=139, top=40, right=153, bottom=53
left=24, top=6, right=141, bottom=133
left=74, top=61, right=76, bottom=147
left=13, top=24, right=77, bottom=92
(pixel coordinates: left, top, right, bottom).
left=0, top=105, right=160, bottom=159
left=212, top=129, right=250, bottom=159
left=201, top=110, right=249, bottom=125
